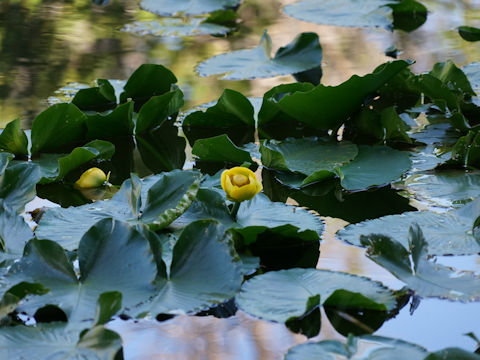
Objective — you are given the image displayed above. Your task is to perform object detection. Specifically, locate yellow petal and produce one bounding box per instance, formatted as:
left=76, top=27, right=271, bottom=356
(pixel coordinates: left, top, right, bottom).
left=75, top=168, right=107, bottom=189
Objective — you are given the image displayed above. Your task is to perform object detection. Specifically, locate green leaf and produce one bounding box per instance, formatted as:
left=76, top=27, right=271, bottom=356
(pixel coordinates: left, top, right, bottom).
left=31, top=103, right=87, bottom=154
left=196, top=31, right=322, bottom=80
left=284, top=0, right=393, bottom=29
left=260, top=137, right=358, bottom=186
left=120, top=64, right=177, bottom=108
left=35, top=140, right=115, bottom=183
left=72, top=79, right=116, bottom=111
left=237, top=268, right=396, bottom=324
left=36, top=171, right=201, bottom=249
left=11, top=219, right=157, bottom=324
left=0, top=119, right=28, bottom=156
left=425, top=348, right=480, bottom=360
left=140, top=0, right=241, bottom=16
left=429, top=60, right=476, bottom=96
left=285, top=335, right=428, bottom=360
left=136, top=120, right=186, bottom=173
left=93, top=291, right=122, bottom=326
left=192, top=135, right=254, bottom=164
left=338, top=145, right=412, bottom=191
left=123, top=17, right=230, bottom=37
left=133, top=220, right=242, bottom=316
left=276, top=60, right=411, bottom=130
left=338, top=199, right=480, bottom=256
left=0, top=152, right=13, bottom=175
left=458, top=26, right=480, bottom=42
left=0, top=282, right=48, bottom=319
left=388, top=0, right=428, bottom=32
left=85, top=101, right=134, bottom=139
left=0, top=162, right=41, bottom=213
left=405, top=171, right=480, bottom=208
left=183, top=89, right=255, bottom=146
left=135, top=89, right=184, bottom=134
left=0, top=323, right=122, bottom=360
left=0, top=200, right=34, bottom=261
left=361, top=224, right=480, bottom=301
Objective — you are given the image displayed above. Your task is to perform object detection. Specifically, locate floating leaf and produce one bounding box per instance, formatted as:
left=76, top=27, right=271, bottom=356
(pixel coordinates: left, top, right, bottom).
left=0, top=119, right=28, bottom=156
left=197, top=31, right=322, bottom=80
left=72, top=78, right=116, bottom=111
left=285, top=335, right=428, bottom=360
left=192, top=135, right=253, bottom=165
left=36, top=171, right=200, bottom=249
left=133, top=220, right=243, bottom=316
left=237, top=268, right=396, bottom=325
left=140, top=0, right=242, bottom=16
left=283, top=0, right=393, bottom=29
left=85, top=102, right=134, bottom=139
left=338, top=199, right=480, bottom=256
left=183, top=89, right=255, bottom=146
left=361, top=224, right=480, bottom=301
left=260, top=137, right=358, bottom=186
left=0, top=162, right=41, bottom=213
left=123, top=18, right=230, bottom=37
left=458, top=26, right=480, bottom=42
left=30, top=103, right=87, bottom=154
left=10, top=219, right=157, bottom=324
left=35, top=140, right=115, bottom=183
left=338, top=145, right=411, bottom=191
left=275, top=60, right=411, bottom=130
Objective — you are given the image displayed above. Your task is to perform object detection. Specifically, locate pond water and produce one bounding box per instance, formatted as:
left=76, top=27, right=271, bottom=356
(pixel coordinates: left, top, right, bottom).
left=2, top=0, right=480, bottom=358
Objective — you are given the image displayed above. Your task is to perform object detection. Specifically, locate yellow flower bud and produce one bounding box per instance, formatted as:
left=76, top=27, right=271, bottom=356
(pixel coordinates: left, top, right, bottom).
left=75, top=167, right=107, bottom=189
left=221, top=167, right=262, bottom=202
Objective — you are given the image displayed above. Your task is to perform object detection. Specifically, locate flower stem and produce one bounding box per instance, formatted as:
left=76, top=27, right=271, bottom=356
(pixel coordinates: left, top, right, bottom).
left=230, top=202, right=241, bottom=220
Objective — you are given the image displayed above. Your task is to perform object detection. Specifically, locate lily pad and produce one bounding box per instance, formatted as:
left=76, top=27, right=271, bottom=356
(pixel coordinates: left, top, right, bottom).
left=458, top=26, right=480, bottom=42
left=0, top=162, right=41, bottom=213
left=285, top=335, right=428, bottom=360
left=35, top=171, right=200, bottom=249
left=361, top=224, right=480, bottom=301
left=196, top=31, right=322, bottom=80
left=236, top=268, right=396, bottom=324
left=260, top=137, right=358, bottom=186
left=9, top=219, right=157, bottom=324
left=192, top=134, right=254, bottom=165
left=0, top=119, right=28, bottom=156
left=337, top=199, right=480, bottom=256
left=123, top=18, right=230, bottom=37
left=140, top=0, right=241, bottom=16
left=338, top=145, right=412, bottom=191
left=283, top=0, right=393, bottom=30
left=405, top=171, right=480, bottom=208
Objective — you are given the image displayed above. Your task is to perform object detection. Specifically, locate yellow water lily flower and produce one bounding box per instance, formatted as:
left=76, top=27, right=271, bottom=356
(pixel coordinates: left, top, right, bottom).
left=221, top=167, right=262, bottom=202
left=75, top=167, right=108, bottom=189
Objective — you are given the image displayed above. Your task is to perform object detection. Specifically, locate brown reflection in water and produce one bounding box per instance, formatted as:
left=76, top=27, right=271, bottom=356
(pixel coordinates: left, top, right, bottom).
left=108, top=311, right=305, bottom=360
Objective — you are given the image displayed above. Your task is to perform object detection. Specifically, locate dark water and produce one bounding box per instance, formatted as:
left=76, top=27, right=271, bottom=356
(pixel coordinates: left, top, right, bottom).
left=3, top=0, right=480, bottom=358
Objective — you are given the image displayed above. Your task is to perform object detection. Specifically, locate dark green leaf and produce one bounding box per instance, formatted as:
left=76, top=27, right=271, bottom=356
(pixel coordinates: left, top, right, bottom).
left=0, top=119, right=28, bottom=156
left=388, top=0, right=428, bottom=32
left=197, top=32, right=322, bottom=80
left=361, top=224, right=480, bottom=301
left=458, top=26, right=480, bottom=42
left=72, top=79, right=116, bottom=111
left=192, top=135, right=253, bottom=164
left=93, top=291, right=122, bottom=326
left=183, top=89, right=255, bottom=146
left=85, top=102, right=134, bottom=139
left=276, top=60, right=411, bottom=130
left=31, top=103, right=87, bottom=154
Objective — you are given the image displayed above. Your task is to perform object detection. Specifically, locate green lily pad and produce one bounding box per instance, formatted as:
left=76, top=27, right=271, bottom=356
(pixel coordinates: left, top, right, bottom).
left=0, top=119, right=28, bottom=156
left=35, top=140, right=115, bottom=183
left=338, top=199, right=480, bottom=256
left=237, top=268, right=396, bottom=324
left=0, top=324, right=122, bottom=360
left=183, top=89, right=255, bottom=146
left=338, top=145, right=411, bottom=191
left=275, top=60, right=411, bottom=130
left=260, top=137, right=358, bottom=186
left=192, top=135, right=254, bottom=165
left=285, top=335, right=428, bottom=360
left=85, top=102, right=134, bottom=139
left=123, top=18, right=230, bottom=37
left=140, top=0, right=241, bottom=16
left=458, top=26, right=480, bottom=42
left=0, top=282, right=48, bottom=320
left=283, top=0, right=393, bottom=30
left=35, top=171, right=200, bottom=249
left=0, top=162, right=41, bottom=213
left=30, top=103, right=87, bottom=155
left=72, top=78, right=117, bottom=112
left=9, top=219, right=157, bottom=324
left=133, top=220, right=243, bottom=316
left=196, top=31, right=322, bottom=80
left=405, top=171, right=480, bottom=208
left=361, top=224, right=480, bottom=301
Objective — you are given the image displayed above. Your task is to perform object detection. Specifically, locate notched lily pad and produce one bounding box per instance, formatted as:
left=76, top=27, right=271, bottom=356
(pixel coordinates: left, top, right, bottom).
left=196, top=31, right=322, bottom=80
